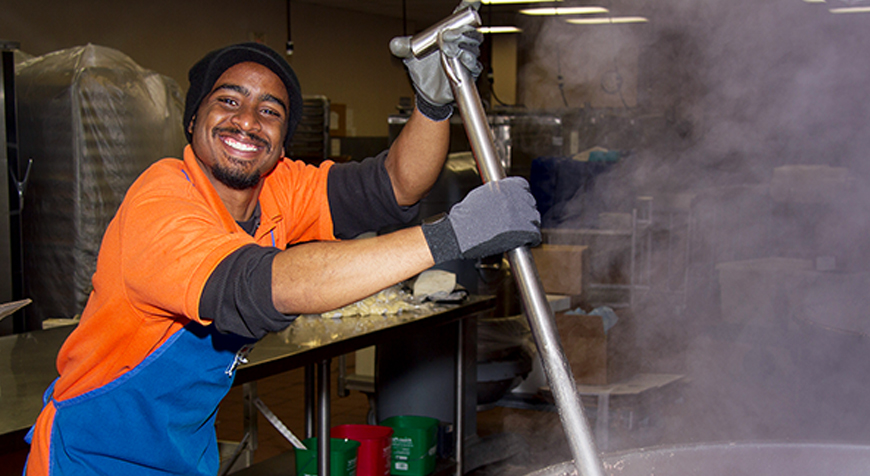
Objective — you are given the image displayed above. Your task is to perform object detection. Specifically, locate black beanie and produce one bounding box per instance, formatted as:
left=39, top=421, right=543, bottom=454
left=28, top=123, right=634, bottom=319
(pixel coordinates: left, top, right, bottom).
left=183, top=42, right=303, bottom=151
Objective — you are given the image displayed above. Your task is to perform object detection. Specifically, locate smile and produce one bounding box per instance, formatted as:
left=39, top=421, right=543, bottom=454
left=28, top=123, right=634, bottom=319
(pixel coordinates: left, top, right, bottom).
left=222, top=136, right=262, bottom=153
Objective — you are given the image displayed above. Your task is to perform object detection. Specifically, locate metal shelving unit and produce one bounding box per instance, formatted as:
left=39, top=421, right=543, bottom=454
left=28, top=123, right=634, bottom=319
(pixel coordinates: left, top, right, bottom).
left=0, top=40, right=26, bottom=334
left=543, top=193, right=692, bottom=312
left=288, top=95, right=330, bottom=165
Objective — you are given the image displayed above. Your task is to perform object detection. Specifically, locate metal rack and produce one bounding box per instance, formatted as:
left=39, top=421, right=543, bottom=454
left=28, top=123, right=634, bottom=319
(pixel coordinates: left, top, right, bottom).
left=388, top=112, right=563, bottom=179
left=631, top=194, right=693, bottom=311
left=543, top=193, right=692, bottom=312
left=288, top=95, right=330, bottom=165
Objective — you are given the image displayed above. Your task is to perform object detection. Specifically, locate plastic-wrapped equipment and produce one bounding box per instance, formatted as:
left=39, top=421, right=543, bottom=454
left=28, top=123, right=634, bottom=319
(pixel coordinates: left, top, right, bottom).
left=16, top=44, right=185, bottom=322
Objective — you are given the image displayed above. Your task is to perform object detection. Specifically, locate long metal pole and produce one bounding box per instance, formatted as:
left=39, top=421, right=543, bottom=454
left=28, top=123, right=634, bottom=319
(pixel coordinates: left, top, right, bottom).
left=391, top=9, right=605, bottom=476
left=445, top=52, right=604, bottom=476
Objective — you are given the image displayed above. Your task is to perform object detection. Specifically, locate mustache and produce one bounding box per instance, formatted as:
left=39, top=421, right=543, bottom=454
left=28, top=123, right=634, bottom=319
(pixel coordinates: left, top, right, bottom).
left=212, top=127, right=271, bottom=152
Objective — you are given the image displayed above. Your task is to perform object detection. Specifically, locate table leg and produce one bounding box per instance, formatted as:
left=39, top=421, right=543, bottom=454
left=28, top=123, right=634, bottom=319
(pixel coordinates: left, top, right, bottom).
left=317, top=359, right=332, bottom=476
left=216, top=382, right=258, bottom=476
left=595, top=391, right=611, bottom=452
left=305, top=364, right=316, bottom=438
left=242, top=382, right=259, bottom=465
left=455, top=320, right=465, bottom=476
left=455, top=315, right=478, bottom=476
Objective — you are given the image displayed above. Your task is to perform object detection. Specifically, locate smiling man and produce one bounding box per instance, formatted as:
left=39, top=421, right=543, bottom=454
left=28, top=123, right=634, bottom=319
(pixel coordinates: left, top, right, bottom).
left=23, top=37, right=541, bottom=476
left=190, top=61, right=290, bottom=199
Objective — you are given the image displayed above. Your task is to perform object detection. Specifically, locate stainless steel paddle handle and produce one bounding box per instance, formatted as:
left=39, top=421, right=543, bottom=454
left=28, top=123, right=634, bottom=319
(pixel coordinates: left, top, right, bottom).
left=392, top=9, right=606, bottom=476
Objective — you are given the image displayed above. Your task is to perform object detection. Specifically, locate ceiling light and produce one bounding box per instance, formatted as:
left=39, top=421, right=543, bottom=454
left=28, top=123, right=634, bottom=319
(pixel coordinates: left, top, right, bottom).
left=520, top=6, right=609, bottom=15
left=830, top=6, right=870, bottom=12
left=566, top=16, right=648, bottom=24
left=482, top=0, right=561, bottom=4
left=478, top=26, right=523, bottom=33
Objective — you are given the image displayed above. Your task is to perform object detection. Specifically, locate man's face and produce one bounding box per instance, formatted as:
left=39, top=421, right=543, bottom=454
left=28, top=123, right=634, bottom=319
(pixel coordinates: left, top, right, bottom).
left=189, top=62, right=290, bottom=191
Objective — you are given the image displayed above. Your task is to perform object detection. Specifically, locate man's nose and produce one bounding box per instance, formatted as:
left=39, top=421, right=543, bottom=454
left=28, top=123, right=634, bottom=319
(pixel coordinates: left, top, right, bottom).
left=231, top=104, right=261, bottom=132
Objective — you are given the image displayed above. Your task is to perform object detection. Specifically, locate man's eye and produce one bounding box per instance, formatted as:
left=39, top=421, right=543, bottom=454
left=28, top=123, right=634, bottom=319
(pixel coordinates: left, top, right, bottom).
left=262, top=108, right=282, bottom=118
left=218, top=98, right=238, bottom=107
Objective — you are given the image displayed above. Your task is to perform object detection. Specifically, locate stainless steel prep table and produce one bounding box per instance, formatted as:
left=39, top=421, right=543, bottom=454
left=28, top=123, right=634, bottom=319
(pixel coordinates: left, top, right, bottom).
left=0, top=325, right=72, bottom=455
left=0, top=295, right=495, bottom=475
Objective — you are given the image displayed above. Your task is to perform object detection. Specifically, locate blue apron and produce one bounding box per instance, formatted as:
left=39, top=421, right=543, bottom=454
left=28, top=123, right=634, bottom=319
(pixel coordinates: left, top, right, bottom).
left=27, top=322, right=255, bottom=475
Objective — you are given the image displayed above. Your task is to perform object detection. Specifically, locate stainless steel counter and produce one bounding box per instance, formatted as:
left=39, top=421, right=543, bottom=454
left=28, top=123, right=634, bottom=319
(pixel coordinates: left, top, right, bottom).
left=0, top=325, right=71, bottom=445
left=236, top=296, right=492, bottom=384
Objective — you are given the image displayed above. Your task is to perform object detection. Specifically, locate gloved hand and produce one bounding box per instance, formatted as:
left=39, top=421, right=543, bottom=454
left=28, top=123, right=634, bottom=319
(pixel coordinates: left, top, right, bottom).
left=422, top=177, right=542, bottom=264
left=397, top=2, right=484, bottom=121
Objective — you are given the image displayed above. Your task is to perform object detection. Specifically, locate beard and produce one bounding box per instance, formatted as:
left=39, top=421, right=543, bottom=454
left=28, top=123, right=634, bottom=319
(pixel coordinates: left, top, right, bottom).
left=211, top=161, right=261, bottom=190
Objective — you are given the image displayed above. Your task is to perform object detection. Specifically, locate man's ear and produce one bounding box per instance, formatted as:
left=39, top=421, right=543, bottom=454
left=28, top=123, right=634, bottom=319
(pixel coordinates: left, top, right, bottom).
left=187, top=115, right=196, bottom=135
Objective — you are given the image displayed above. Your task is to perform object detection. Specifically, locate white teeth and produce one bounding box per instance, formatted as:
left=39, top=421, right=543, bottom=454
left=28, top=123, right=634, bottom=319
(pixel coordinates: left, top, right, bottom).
left=224, top=137, right=259, bottom=152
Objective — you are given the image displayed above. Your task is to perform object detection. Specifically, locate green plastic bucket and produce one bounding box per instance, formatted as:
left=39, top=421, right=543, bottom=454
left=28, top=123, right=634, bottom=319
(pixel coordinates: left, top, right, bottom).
left=379, top=416, right=439, bottom=476
left=295, top=437, right=360, bottom=476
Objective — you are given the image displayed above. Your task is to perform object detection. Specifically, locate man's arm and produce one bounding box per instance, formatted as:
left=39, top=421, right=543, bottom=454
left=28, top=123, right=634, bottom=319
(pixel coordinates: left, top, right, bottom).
left=383, top=107, right=450, bottom=206
left=270, top=177, right=540, bottom=316
left=271, top=226, right=433, bottom=315
left=203, top=228, right=434, bottom=337
left=384, top=15, right=483, bottom=206
left=205, top=178, right=538, bottom=335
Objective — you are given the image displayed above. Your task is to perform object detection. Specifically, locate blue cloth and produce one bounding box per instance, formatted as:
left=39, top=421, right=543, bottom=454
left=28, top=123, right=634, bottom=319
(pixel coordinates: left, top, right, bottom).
left=529, top=156, right=617, bottom=228
left=36, top=323, right=254, bottom=475
left=589, top=306, right=619, bottom=334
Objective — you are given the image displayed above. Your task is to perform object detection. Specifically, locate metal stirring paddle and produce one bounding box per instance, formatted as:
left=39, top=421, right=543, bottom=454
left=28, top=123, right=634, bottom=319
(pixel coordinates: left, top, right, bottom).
left=391, top=7, right=606, bottom=476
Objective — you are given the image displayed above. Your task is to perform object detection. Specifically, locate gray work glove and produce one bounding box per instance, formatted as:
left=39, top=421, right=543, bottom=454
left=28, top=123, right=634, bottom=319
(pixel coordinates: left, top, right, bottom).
left=422, top=177, right=542, bottom=264
left=398, top=6, right=484, bottom=121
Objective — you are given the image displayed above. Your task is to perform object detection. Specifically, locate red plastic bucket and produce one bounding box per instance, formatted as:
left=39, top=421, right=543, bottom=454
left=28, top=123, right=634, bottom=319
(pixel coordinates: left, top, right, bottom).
left=331, top=424, right=394, bottom=476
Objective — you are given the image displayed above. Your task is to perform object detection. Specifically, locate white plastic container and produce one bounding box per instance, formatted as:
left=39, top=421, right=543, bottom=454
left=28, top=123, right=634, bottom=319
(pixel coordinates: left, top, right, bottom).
left=769, top=165, right=852, bottom=203
left=789, top=270, right=870, bottom=336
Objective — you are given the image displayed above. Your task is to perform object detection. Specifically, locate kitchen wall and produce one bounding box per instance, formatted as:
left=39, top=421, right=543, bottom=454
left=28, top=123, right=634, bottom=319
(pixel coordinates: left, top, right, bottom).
left=516, top=16, right=641, bottom=111
left=1, top=0, right=425, bottom=138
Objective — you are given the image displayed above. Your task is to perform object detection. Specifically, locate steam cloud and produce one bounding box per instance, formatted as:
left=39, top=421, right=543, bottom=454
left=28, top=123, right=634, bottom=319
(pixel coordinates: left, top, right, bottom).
left=491, top=0, right=870, bottom=471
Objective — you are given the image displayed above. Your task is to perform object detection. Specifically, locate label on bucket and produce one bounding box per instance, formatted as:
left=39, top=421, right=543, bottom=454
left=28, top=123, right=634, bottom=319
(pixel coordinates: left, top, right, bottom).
left=392, top=436, right=414, bottom=458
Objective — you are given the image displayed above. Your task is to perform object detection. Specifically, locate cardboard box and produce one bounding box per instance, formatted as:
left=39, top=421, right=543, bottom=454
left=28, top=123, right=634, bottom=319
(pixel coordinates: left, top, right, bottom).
left=531, top=244, right=589, bottom=298
left=554, top=310, right=634, bottom=385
